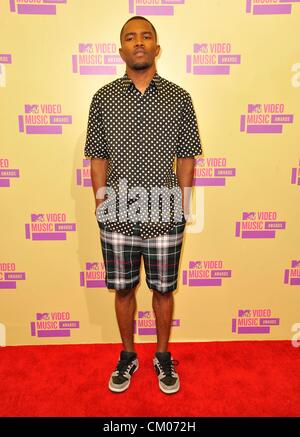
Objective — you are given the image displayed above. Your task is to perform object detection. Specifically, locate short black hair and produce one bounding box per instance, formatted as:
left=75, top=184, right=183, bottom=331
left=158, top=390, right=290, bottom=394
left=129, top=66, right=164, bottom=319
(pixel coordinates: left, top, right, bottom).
left=120, top=16, right=157, bottom=43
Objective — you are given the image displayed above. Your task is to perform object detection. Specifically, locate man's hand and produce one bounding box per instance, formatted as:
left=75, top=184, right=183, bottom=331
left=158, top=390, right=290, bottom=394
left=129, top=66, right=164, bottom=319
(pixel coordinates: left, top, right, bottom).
left=176, top=157, right=196, bottom=221
left=90, top=158, right=108, bottom=216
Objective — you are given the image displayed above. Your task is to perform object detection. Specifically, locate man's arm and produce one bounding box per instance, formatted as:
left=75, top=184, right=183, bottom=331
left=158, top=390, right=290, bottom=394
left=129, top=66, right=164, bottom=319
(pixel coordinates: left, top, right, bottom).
left=90, top=158, right=108, bottom=214
left=176, top=157, right=196, bottom=219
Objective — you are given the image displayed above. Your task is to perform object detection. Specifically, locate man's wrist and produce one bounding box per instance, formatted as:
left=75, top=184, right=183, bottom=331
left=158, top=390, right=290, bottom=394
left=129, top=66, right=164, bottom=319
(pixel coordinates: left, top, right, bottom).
left=95, top=198, right=105, bottom=207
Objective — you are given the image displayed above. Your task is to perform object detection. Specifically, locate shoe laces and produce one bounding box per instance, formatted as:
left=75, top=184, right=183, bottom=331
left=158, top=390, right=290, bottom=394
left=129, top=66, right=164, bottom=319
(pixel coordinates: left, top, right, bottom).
left=116, top=358, right=133, bottom=377
left=159, top=358, right=179, bottom=378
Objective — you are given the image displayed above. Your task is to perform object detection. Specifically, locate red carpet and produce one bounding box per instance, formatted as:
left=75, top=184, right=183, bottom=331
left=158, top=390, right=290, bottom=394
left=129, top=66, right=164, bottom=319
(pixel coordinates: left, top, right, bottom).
left=0, top=341, right=299, bottom=417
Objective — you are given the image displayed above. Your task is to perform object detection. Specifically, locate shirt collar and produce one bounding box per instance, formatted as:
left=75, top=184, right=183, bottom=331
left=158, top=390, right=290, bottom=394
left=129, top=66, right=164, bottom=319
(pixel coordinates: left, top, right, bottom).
left=121, top=72, right=163, bottom=93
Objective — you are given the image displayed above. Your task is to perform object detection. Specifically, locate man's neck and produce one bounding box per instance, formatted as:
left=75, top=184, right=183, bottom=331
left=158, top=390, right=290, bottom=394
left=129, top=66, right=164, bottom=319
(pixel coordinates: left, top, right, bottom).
left=126, top=66, right=157, bottom=94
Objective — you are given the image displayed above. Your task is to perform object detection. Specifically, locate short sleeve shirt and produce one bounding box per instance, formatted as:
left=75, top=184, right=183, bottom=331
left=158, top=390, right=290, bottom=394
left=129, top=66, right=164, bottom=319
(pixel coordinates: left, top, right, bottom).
left=84, top=72, right=202, bottom=239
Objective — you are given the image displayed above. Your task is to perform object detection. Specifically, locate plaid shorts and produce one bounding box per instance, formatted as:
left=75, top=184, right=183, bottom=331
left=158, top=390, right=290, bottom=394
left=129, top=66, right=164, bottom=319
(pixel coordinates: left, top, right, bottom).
left=98, top=220, right=186, bottom=294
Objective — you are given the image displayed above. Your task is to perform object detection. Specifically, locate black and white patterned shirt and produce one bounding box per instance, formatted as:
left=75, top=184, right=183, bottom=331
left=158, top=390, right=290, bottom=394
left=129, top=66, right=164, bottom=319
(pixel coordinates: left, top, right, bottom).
left=84, top=72, right=202, bottom=239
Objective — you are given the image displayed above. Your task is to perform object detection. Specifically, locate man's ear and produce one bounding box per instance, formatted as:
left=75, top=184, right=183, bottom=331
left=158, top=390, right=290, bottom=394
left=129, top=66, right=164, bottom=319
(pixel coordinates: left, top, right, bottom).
left=119, top=47, right=125, bottom=62
left=155, top=45, right=161, bottom=57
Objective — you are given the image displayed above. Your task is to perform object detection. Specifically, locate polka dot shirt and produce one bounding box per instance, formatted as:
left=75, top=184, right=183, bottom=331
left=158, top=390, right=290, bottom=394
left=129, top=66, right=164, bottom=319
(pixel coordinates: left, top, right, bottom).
left=84, top=72, right=202, bottom=239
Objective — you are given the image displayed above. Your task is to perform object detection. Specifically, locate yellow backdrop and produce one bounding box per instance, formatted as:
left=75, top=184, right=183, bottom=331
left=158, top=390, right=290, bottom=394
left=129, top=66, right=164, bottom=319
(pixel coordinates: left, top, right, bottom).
left=0, top=0, right=299, bottom=346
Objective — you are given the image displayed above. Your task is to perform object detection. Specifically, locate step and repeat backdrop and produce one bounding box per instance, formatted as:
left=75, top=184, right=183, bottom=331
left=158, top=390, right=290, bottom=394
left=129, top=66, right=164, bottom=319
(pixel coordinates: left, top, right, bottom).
left=0, top=0, right=299, bottom=346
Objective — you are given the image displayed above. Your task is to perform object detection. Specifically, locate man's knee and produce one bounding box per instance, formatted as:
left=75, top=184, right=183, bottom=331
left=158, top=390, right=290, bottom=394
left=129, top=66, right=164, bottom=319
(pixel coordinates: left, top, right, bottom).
left=115, top=287, right=136, bottom=298
left=152, top=289, right=174, bottom=299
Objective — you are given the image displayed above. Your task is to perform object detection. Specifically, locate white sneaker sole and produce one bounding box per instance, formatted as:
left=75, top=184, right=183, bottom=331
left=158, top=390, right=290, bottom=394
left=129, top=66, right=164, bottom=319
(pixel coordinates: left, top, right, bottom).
left=159, top=381, right=180, bottom=394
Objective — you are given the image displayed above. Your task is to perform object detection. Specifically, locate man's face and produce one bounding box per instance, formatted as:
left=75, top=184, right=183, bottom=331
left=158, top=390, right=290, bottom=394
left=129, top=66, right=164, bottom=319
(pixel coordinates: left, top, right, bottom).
left=119, top=19, right=160, bottom=71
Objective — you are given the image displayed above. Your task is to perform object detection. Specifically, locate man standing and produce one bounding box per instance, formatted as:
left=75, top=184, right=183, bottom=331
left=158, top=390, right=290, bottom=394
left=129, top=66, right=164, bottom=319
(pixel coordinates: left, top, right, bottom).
left=84, top=16, right=202, bottom=394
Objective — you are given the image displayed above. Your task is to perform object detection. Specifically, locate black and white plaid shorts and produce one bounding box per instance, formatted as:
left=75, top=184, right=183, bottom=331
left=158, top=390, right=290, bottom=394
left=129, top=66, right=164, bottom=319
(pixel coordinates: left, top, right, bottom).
left=98, top=219, right=186, bottom=294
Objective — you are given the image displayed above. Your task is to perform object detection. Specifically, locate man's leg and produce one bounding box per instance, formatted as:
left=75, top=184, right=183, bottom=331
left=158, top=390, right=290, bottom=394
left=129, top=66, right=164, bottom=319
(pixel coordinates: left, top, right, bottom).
left=99, top=223, right=142, bottom=392
left=99, top=223, right=141, bottom=353
left=143, top=220, right=186, bottom=394
left=109, top=287, right=139, bottom=393
left=152, top=288, right=180, bottom=394
left=115, top=287, right=137, bottom=352
left=152, top=289, right=174, bottom=353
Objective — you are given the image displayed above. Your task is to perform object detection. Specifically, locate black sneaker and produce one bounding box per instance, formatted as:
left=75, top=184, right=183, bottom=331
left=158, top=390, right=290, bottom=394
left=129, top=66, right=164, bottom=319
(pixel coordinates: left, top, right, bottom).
left=153, top=352, right=180, bottom=394
left=108, top=351, right=139, bottom=393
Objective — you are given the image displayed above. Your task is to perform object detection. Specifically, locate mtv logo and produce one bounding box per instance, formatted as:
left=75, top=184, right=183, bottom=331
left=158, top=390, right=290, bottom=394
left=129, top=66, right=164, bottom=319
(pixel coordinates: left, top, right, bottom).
left=238, top=309, right=251, bottom=317
left=138, top=311, right=151, bottom=319
left=79, top=43, right=93, bottom=53
left=25, top=104, right=39, bottom=113
left=243, top=212, right=256, bottom=220
left=36, top=313, right=50, bottom=320
left=31, top=214, right=45, bottom=222
left=86, top=262, right=98, bottom=270
left=194, top=43, right=208, bottom=53
left=248, top=104, right=262, bottom=113
left=189, top=261, right=202, bottom=269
